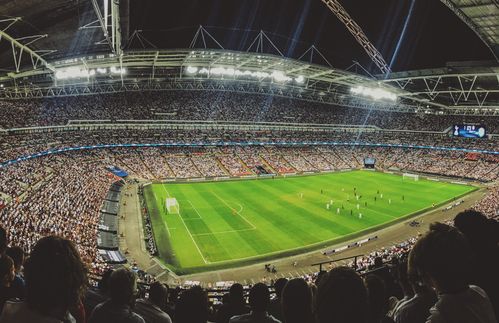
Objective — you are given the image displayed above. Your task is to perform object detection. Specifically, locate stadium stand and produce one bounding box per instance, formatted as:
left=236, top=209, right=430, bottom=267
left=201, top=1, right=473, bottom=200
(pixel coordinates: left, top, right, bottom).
left=0, top=92, right=498, bottom=323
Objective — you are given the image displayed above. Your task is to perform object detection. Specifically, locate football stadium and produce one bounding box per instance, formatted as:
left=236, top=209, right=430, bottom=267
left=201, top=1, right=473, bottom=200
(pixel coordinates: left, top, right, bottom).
left=0, top=0, right=498, bottom=322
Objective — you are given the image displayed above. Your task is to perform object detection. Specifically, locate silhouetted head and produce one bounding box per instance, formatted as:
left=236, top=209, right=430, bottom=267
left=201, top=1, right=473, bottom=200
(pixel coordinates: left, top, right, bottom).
left=149, top=282, right=168, bottom=308
left=282, top=278, right=313, bottom=323
left=5, top=246, right=24, bottom=273
left=249, top=283, right=271, bottom=312
left=273, top=278, right=288, bottom=298
left=229, top=283, right=245, bottom=305
left=0, top=225, right=7, bottom=256
left=316, top=266, right=368, bottom=323
left=24, top=236, right=88, bottom=316
left=108, top=268, right=137, bottom=305
left=176, top=286, right=208, bottom=323
left=364, top=274, right=389, bottom=323
left=0, top=255, right=15, bottom=287
left=409, top=222, right=472, bottom=293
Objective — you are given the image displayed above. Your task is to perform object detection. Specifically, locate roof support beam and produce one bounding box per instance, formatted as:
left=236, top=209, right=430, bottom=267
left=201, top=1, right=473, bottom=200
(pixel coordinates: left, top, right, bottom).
left=321, top=0, right=391, bottom=75
left=0, top=18, right=55, bottom=73
left=111, top=0, right=122, bottom=56
left=90, top=0, right=113, bottom=52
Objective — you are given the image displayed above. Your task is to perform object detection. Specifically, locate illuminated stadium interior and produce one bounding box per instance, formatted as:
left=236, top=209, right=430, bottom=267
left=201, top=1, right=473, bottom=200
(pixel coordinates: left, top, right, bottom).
left=0, top=1, right=498, bottom=322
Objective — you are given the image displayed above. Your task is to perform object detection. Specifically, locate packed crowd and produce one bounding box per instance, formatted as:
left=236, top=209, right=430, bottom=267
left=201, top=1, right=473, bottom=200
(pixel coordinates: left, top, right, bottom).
left=0, top=154, right=117, bottom=276
left=0, top=91, right=498, bottom=132
left=1, top=128, right=497, bottom=165
left=472, top=186, right=499, bottom=220
left=5, top=145, right=498, bottom=185
left=1, top=209, right=498, bottom=323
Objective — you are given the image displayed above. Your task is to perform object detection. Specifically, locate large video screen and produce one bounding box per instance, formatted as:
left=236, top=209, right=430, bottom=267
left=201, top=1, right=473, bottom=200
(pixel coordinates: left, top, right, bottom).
left=364, top=157, right=376, bottom=165
left=452, top=124, right=487, bottom=138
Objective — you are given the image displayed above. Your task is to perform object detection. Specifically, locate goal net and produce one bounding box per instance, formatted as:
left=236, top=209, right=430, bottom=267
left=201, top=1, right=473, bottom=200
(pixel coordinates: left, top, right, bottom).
left=403, top=173, right=419, bottom=181
left=165, top=197, right=180, bottom=214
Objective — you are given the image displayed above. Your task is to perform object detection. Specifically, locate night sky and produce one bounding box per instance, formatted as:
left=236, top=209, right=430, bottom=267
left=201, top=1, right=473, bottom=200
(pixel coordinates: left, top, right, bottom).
left=129, top=0, right=494, bottom=74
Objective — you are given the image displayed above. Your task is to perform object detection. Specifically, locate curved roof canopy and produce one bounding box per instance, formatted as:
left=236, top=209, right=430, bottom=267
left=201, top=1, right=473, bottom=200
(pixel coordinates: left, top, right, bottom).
left=441, top=0, right=499, bottom=60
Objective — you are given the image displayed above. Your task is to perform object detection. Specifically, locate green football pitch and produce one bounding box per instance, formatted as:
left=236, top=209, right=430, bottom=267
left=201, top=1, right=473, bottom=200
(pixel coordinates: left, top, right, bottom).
left=143, top=170, right=475, bottom=273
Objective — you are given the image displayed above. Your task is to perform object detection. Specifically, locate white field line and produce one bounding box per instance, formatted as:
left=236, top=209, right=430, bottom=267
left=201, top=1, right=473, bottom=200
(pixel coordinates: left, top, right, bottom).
left=177, top=210, right=209, bottom=264
left=210, top=191, right=256, bottom=230
left=191, top=227, right=256, bottom=237
left=160, top=184, right=208, bottom=264
left=187, top=200, right=203, bottom=219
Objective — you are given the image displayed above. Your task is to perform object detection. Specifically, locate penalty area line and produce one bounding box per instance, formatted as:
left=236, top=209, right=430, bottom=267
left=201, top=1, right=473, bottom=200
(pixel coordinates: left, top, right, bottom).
left=177, top=209, right=210, bottom=264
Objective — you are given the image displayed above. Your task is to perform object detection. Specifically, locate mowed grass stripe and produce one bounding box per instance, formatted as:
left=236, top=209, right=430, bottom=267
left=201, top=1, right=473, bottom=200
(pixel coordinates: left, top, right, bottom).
left=147, top=171, right=476, bottom=271
left=167, top=186, right=233, bottom=263
left=253, top=179, right=356, bottom=237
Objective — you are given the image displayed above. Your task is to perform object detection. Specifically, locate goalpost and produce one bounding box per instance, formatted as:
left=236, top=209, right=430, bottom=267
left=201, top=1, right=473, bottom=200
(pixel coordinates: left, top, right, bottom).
left=165, top=197, right=180, bottom=214
left=403, top=173, right=419, bottom=181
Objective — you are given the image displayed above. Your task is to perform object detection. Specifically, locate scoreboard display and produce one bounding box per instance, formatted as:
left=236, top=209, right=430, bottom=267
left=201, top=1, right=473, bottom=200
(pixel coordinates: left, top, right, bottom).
left=364, top=157, right=376, bottom=169
left=452, top=124, right=486, bottom=138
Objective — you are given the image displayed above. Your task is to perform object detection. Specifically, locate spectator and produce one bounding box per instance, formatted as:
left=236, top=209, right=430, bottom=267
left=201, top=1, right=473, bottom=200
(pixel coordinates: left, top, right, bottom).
left=268, top=278, right=287, bottom=322
left=84, top=269, right=113, bottom=316
left=216, top=283, right=250, bottom=323
left=0, top=226, right=7, bottom=257
left=388, top=258, right=414, bottom=318
left=5, top=246, right=25, bottom=298
left=175, top=286, right=209, bottom=323
left=316, top=266, right=368, bottom=323
left=393, top=261, right=436, bottom=323
left=454, top=210, right=499, bottom=318
left=229, top=283, right=280, bottom=323
left=0, top=236, right=88, bottom=323
left=281, top=278, right=313, bottom=323
left=409, top=222, right=497, bottom=323
left=89, top=267, right=145, bottom=323
left=0, top=255, right=16, bottom=312
left=134, top=282, right=172, bottom=323
left=364, top=274, right=394, bottom=323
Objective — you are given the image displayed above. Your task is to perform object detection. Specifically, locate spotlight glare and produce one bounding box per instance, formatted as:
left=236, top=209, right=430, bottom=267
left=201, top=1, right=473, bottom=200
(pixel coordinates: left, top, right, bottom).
left=295, top=75, right=305, bottom=83
left=350, top=86, right=397, bottom=101
left=186, top=66, right=198, bottom=74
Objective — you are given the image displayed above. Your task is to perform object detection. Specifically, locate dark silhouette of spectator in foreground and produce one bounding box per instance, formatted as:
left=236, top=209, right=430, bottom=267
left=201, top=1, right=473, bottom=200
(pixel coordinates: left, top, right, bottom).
left=268, top=278, right=287, bottom=322
left=216, top=283, right=250, bottom=323
left=0, top=236, right=88, bottom=323
left=281, top=278, right=313, bottom=323
left=175, top=286, right=209, bottom=323
left=316, top=266, right=368, bottom=323
left=229, top=283, right=281, bottom=323
left=83, top=269, right=113, bottom=317
left=389, top=257, right=414, bottom=318
left=454, top=210, right=499, bottom=319
left=0, top=256, right=16, bottom=312
left=409, top=222, right=497, bottom=323
left=89, top=267, right=145, bottom=323
left=0, top=225, right=7, bottom=257
left=393, top=260, right=437, bottom=323
left=5, top=246, right=25, bottom=294
left=134, top=281, right=172, bottom=323
left=364, top=274, right=395, bottom=323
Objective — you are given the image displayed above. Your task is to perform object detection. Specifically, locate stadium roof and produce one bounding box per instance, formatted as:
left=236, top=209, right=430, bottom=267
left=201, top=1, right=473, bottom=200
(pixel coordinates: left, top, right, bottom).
left=0, top=0, right=497, bottom=115
left=440, top=0, right=499, bottom=60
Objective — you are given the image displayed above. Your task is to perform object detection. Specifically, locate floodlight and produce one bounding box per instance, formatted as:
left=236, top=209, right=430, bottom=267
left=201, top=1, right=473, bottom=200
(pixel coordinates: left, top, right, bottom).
left=272, top=71, right=291, bottom=82
left=350, top=86, right=397, bottom=101
left=295, top=75, right=305, bottom=83
left=186, top=66, right=198, bottom=74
